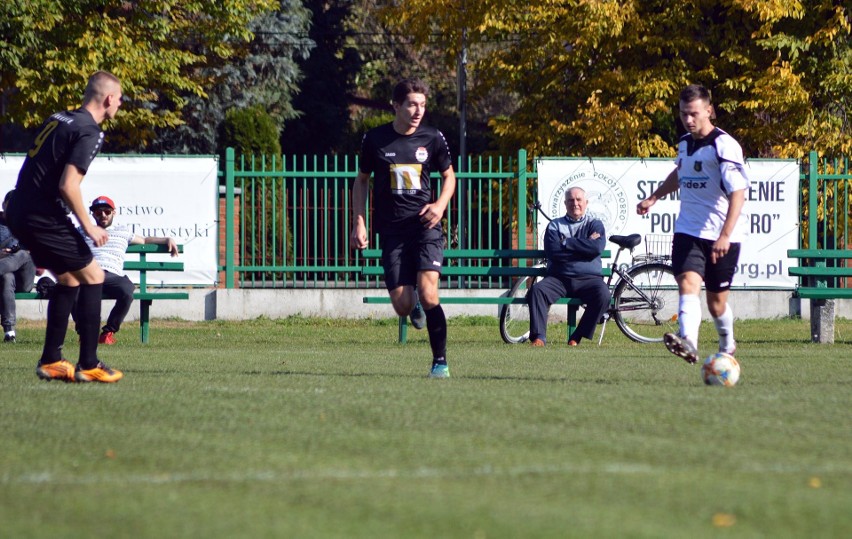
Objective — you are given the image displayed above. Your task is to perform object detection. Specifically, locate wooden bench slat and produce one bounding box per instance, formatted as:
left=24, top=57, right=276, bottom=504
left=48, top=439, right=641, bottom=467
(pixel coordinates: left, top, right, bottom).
left=15, top=292, right=189, bottom=300
left=126, top=244, right=184, bottom=254
left=795, top=287, right=852, bottom=299
left=361, top=266, right=613, bottom=278
left=123, top=261, right=185, bottom=272
left=134, top=292, right=189, bottom=300
left=361, top=266, right=548, bottom=277
left=788, top=267, right=852, bottom=277
left=788, top=249, right=852, bottom=259
left=363, top=296, right=583, bottom=305
left=361, top=248, right=611, bottom=259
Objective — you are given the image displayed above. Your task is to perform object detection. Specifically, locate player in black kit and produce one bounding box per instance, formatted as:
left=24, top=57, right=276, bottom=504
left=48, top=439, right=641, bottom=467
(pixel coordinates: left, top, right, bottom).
left=7, top=71, right=124, bottom=383
left=351, top=79, right=457, bottom=378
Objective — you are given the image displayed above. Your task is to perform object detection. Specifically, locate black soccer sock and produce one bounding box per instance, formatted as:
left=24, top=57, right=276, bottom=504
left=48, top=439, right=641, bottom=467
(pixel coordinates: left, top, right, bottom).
left=40, top=284, right=79, bottom=364
left=75, top=283, right=104, bottom=369
left=424, top=304, right=447, bottom=363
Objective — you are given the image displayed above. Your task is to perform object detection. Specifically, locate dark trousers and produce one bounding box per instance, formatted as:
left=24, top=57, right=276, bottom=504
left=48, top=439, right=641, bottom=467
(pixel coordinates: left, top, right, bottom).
left=73, top=270, right=135, bottom=333
left=0, top=250, right=36, bottom=332
left=528, top=274, right=610, bottom=342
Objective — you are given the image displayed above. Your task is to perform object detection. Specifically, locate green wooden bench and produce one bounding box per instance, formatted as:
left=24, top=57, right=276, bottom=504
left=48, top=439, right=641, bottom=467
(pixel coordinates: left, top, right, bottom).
left=360, top=248, right=611, bottom=344
left=787, top=248, right=852, bottom=342
left=15, top=244, right=188, bottom=344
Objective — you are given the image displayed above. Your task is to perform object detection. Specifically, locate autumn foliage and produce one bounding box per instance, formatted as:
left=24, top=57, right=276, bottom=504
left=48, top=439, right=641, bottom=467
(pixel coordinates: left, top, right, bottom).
left=380, top=0, right=851, bottom=159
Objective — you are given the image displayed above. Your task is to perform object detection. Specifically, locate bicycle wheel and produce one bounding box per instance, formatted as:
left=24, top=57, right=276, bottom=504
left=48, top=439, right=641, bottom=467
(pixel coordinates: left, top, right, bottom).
left=612, top=262, right=678, bottom=343
left=499, top=274, right=541, bottom=344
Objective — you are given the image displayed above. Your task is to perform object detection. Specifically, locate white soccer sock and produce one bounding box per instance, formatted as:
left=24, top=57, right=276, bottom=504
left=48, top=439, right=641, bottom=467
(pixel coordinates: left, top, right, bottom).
left=678, top=294, right=701, bottom=349
left=713, top=304, right=736, bottom=353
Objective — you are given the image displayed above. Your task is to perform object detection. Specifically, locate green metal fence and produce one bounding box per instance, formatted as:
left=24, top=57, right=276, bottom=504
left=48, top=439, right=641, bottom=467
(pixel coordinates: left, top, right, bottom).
left=222, top=149, right=852, bottom=290
left=221, top=148, right=537, bottom=289
left=798, top=151, right=852, bottom=289
left=802, top=151, right=852, bottom=251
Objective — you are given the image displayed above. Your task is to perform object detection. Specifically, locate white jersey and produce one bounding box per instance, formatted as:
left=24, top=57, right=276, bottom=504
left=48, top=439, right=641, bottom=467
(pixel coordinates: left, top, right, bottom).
left=674, top=128, right=749, bottom=242
left=79, top=224, right=136, bottom=275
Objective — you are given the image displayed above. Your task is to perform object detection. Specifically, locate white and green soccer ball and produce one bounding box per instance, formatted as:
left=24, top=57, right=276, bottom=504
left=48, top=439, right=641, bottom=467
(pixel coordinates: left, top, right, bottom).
left=701, top=352, right=741, bottom=387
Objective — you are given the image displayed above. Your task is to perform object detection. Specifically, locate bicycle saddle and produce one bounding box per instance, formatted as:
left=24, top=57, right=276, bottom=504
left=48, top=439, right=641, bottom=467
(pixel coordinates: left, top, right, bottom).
left=608, top=234, right=642, bottom=249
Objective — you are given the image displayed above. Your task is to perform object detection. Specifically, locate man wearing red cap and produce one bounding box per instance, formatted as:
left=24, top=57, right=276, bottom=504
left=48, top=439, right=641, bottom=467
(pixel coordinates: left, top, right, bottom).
left=6, top=71, right=123, bottom=383
left=76, top=195, right=178, bottom=344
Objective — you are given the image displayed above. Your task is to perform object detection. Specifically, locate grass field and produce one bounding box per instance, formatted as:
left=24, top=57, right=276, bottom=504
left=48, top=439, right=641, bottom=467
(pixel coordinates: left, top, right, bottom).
left=1, top=316, right=850, bottom=538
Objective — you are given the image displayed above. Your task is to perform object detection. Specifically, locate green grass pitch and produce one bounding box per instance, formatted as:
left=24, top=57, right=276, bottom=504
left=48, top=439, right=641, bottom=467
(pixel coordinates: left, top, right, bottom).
left=1, top=317, right=850, bottom=538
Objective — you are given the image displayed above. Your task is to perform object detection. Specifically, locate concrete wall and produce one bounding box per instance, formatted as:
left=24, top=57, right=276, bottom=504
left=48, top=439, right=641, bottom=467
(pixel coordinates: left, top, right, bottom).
left=13, top=289, right=850, bottom=322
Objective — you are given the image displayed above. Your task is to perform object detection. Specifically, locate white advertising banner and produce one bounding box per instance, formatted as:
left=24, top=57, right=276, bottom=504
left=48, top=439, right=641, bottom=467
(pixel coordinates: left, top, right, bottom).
left=0, top=155, right=219, bottom=285
left=535, top=158, right=800, bottom=289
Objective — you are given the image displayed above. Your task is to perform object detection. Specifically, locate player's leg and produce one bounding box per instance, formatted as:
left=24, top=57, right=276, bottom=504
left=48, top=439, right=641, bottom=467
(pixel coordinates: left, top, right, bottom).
left=417, top=228, right=449, bottom=378
left=23, top=220, right=98, bottom=380
left=67, top=261, right=121, bottom=382
left=417, top=269, right=449, bottom=377
left=705, top=243, right=741, bottom=355
left=664, top=234, right=703, bottom=364
left=381, top=234, right=417, bottom=317
left=22, top=216, right=120, bottom=383
left=387, top=284, right=417, bottom=316
left=527, top=276, right=568, bottom=346
left=100, top=272, right=135, bottom=342
left=62, top=260, right=103, bottom=364
left=675, top=272, right=703, bottom=348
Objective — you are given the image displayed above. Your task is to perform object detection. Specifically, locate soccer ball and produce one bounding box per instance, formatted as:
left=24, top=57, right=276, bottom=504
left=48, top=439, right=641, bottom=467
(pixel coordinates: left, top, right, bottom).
left=701, top=352, right=741, bottom=386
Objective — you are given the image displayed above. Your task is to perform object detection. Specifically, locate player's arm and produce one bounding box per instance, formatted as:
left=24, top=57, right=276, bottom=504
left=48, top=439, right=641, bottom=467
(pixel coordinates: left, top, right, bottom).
left=711, top=188, right=746, bottom=264
left=350, top=171, right=370, bottom=250
left=132, top=234, right=179, bottom=257
left=419, top=166, right=456, bottom=229
left=59, top=164, right=108, bottom=247
left=637, top=168, right=679, bottom=215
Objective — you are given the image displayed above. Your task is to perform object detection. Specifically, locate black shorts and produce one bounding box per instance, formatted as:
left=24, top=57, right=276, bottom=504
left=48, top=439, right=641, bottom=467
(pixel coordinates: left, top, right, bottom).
left=5, top=206, right=93, bottom=275
left=380, top=227, right=444, bottom=290
left=671, top=232, right=740, bottom=292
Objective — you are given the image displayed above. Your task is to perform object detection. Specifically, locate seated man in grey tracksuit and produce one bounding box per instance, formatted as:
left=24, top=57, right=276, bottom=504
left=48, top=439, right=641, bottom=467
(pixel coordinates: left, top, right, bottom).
left=528, top=187, right=610, bottom=347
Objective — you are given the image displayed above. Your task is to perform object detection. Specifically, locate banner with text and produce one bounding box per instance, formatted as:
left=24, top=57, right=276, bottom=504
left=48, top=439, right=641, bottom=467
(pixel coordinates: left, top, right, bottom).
left=536, top=158, right=799, bottom=288
left=0, top=155, right=218, bottom=285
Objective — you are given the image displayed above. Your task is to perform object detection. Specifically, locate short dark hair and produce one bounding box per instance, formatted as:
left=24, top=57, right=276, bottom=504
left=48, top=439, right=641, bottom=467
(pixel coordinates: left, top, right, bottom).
left=83, top=70, right=121, bottom=103
left=392, top=79, right=429, bottom=105
left=679, top=84, right=712, bottom=104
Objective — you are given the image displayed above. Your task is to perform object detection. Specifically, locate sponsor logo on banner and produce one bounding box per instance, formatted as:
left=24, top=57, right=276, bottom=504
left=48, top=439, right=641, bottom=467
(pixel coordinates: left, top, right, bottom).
left=546, top=168, right=630, bottom=237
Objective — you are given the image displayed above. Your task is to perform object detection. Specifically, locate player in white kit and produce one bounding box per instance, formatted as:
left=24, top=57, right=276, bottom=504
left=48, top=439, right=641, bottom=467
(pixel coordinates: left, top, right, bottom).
left=636, top=84, right=749, bottom=364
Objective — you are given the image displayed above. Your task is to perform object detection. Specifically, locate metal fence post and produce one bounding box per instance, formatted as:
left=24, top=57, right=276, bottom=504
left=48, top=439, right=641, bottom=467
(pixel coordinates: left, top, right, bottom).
left=518, top=148, right=528, bottom=252
left=225, top=147, right=235, bottom=288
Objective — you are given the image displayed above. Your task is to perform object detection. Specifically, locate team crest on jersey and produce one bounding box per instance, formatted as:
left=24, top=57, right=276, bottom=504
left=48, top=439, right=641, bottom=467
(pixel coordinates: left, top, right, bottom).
left=694, top=161, right=703, bottom=172
left=415, top=147, right=428, bottom=163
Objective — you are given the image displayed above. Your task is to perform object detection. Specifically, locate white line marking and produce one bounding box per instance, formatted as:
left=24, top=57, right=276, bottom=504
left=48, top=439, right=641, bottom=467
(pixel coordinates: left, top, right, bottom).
left=3, top=462, right=849, bottom=486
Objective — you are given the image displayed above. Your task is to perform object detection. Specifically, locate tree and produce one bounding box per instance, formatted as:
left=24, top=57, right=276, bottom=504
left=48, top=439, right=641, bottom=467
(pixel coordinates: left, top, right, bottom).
left=221, top=105, right=282, bottom=158
left=153, top=1, right=314, bottom=154
left=280, top=0, right=361, bottom=155
left=280, top=0, right=500, bottom=156
left=378, top=0, right=851, bottom=159
left=0, top=0, right=279, bottom=152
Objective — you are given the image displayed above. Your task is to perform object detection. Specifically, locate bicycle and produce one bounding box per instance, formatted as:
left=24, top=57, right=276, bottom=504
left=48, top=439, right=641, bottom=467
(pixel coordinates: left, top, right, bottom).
left=498, top=203, right=678, bottom=344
